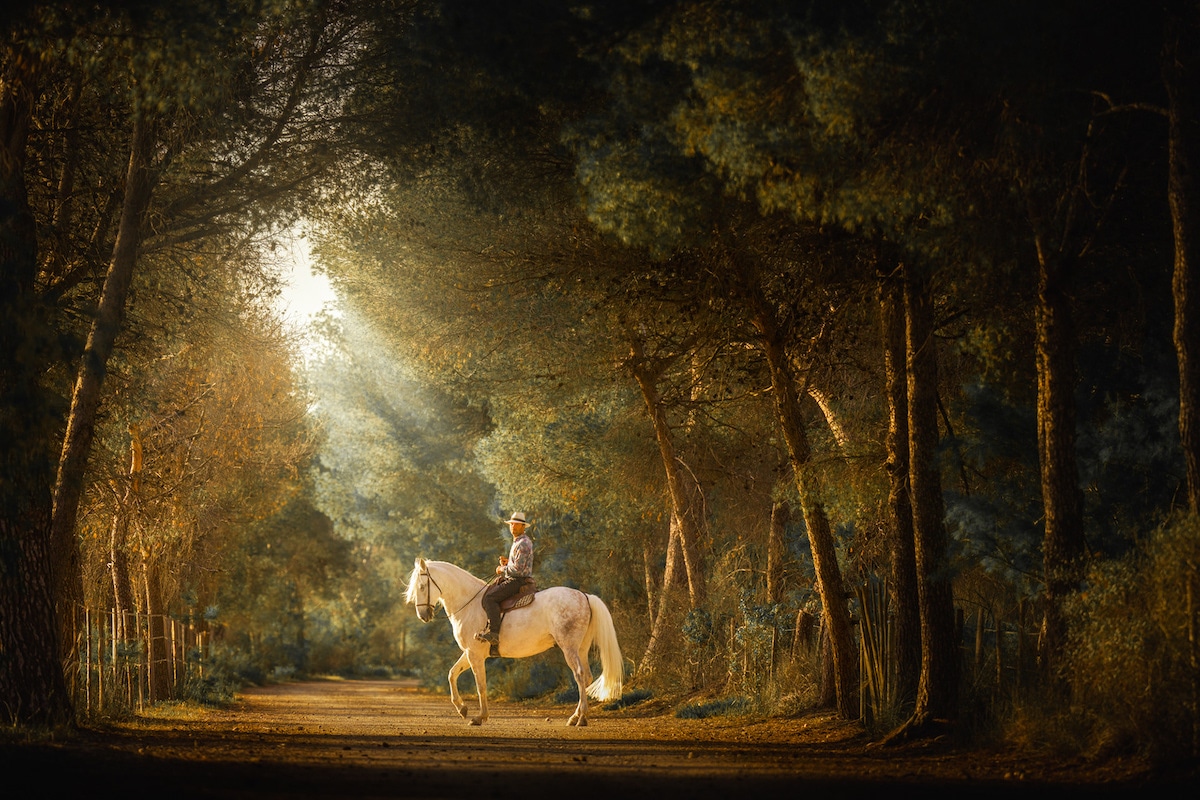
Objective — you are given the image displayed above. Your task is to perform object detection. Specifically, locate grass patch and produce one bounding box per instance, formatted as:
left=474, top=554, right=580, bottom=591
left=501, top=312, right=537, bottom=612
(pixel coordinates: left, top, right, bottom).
left=603, top=688, right=653, bottom=710
left=675, top=696, right=751, bottom=719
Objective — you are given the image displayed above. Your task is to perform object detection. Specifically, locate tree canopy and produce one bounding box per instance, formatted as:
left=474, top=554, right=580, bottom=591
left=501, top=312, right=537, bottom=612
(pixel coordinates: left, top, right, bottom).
left=2, top=0, right=1198, bottom=761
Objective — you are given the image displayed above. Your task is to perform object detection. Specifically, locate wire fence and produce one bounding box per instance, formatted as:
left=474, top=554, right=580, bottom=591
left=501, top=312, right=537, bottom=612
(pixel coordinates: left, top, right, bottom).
left=72, top=607, right=211, bottom=716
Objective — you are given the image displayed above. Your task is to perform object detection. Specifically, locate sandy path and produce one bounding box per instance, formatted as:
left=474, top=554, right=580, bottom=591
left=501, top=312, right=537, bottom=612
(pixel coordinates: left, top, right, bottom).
left=0, top=679, right=1174, bottom=798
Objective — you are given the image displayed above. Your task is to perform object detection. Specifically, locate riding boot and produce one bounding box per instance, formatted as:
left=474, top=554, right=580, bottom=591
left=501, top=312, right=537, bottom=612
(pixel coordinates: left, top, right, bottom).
left=475, top=605, right=502, bottom=645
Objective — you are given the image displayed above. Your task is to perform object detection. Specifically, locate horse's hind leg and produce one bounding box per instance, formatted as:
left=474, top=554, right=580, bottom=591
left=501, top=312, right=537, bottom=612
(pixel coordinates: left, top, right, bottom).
left=561, top=643, right=591, bottom=726
left=447, top=651, right=471, bottom=719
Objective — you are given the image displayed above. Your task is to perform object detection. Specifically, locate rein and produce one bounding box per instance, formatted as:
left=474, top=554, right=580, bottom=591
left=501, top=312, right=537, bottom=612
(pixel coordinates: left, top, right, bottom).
left=421, top=565, right=488, bottom=619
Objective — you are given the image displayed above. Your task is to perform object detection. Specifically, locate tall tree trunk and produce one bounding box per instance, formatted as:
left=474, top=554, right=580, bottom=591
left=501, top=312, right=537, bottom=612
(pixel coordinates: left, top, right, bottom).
left=766, top=499, right=788, bottom=605
left=0, top=49, right=74, bottom=727
left=766, top=498, right=789, bottom=671
left=1165, top=1, right=1200, bottom=514
left=637, top=514, right=688, bottom=675
left=109, top=425, right=142, bottom=640
left=806, top=385, right=849, bottom=450
left=50, top=113, right=158, bottom=657
left=888, top=267, right=958, bottom=741
left=878, top=254, right=921, bottom=708
left=1033, top=242, right=1086, bottom=679
left=143, top=558, right=172, bottom=702
left=108, top=508, right=137, bottom=641
left=745, top=282, right=858, bottom=719
left=628, top=335, right=708, bottom=608
left=642, top=536, right=659, bottom=626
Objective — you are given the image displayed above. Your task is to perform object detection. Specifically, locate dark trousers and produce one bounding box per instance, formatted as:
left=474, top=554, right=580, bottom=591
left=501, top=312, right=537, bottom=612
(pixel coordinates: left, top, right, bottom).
left=481, top=576, right=529, bottom=633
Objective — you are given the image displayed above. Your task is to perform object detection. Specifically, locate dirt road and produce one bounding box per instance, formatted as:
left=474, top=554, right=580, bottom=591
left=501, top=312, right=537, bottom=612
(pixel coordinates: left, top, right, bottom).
left=0, top=679, right=1184, bottom=798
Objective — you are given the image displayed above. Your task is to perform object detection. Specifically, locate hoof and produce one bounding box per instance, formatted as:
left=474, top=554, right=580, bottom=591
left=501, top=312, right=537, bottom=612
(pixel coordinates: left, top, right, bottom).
left=456, top=705, right=469, bottom=718
left=469, top=717, right=484, bottom=726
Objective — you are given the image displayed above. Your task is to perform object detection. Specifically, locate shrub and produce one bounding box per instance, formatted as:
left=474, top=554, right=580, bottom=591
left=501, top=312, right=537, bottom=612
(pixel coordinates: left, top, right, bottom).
left=489, top=655, right=568, bottom=701
left=181, top=668, right=242, bottom=706
left=1060, top=512, right=1200, bottom=763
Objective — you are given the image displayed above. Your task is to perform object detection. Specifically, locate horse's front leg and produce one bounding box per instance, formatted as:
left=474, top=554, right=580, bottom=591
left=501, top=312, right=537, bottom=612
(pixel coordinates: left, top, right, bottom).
left=466, top=647, right=489, bottom=726
left=447, top=651, right=472, bottom=719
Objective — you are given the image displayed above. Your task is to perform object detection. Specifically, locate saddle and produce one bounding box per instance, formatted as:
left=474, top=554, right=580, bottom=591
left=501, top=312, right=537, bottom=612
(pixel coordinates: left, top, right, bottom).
left=499, top=580, right=538, bottom=612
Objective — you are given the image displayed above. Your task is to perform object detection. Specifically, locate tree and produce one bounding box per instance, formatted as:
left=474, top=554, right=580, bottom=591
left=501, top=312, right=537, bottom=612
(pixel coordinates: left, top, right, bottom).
left=630, top=0, right=1167, bottom=731
left=301, top=304, right=498, bottom=567
left=877, top=248, right=921, bottom=707
left=558, top=2, right=893, bottom=712
left=627, top=327, right=709, bottom=673
left=1163, top=1, right=1200, bottom=513
left=250, top=2, right=1189, bottom=737
left=2, top=0, right=415, bottom=724
left=981, top=0, right=1168, bottom=678
left=733, top=243, right=860, bottom=718
left=310, top=0, right=758, bottom=678
left=895, top=264, right=959, bottom=736
left=49, top=0, right=384, bottom=652
left=52, top=106, right=158, bottom=651
left=0, top=18, right=73, bottom=726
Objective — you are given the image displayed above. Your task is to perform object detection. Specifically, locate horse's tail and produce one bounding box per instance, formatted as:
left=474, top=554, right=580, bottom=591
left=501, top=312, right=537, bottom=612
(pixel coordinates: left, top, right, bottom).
left=584, top=594, right=623, bottom=702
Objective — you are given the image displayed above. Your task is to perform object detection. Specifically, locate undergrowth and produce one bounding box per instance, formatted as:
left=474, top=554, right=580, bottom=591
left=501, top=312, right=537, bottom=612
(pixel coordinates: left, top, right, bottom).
left=999, top=513, right=1200, bottom=765
left=676, top=696, right=751, bottom=719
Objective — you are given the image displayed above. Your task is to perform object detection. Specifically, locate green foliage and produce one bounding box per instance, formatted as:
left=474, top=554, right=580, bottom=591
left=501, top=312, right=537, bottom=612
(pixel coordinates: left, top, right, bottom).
left=1058, top=513, right=1200, bottom=763
left=502, top=658, right=570, bottom=702
left=206, top=494, right=417, bottom=681
left=682, top=608, right=713, bottom=645
left=944, top=382, right=1043, bottom=586
left=729, top=599, right=778, bottom=698
left=180, top=656, right=248, bottom=706
left=1075, top=343, right=1184, bottom=552
left=304, top=305, right=498, bottom=565
left=572, top=131, right=720, bottom=256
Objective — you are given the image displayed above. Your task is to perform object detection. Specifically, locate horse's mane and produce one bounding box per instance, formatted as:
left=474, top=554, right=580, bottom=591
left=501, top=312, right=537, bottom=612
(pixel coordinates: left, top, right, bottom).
left=403, top=558, right=484, bottom=604
left=428, top=560, right=484, bottom=586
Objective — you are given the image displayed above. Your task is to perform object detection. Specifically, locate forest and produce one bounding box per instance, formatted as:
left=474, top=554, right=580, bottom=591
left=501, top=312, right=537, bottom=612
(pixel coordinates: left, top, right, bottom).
left=2, top=0, right=1199, bottom=769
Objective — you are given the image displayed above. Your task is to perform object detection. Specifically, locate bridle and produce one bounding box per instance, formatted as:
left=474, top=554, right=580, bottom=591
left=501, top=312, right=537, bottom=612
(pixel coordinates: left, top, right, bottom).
left=416, top=565, right=442, bottom=620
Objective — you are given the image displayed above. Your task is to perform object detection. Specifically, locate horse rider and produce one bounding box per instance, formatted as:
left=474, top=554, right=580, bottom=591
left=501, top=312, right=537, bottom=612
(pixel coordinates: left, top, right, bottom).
left=475, top=512, right=533, bottom=646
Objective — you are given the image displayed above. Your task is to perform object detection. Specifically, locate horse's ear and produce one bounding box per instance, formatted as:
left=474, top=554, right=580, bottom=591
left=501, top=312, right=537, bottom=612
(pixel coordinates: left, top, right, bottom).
left=416, top=557, right=426, bottom=569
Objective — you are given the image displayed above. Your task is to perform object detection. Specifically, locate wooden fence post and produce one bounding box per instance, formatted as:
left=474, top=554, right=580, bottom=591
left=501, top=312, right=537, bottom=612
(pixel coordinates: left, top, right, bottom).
left=973, top=607, right=985, bottom=681
left=1015, top=598, right=1025, bottom=691
left=74, top=607, right=212, bottom=712
left=1187, top=564, right=1198, bottom=760
left=996, top=618, right=1005, bottom=691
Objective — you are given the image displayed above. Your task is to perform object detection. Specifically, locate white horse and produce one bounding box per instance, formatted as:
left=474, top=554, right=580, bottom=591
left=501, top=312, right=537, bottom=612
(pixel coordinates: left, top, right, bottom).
left=404, top=558, right=623, bottom=726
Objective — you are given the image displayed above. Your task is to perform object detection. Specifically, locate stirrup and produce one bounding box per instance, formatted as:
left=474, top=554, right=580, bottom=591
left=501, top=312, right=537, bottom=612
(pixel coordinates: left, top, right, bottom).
left=475, top=630, right=498, bottom=645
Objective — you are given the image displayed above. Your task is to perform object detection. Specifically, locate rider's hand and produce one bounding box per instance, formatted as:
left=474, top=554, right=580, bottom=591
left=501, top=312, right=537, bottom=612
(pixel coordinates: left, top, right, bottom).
left=495, top=565, right=505, bottom=575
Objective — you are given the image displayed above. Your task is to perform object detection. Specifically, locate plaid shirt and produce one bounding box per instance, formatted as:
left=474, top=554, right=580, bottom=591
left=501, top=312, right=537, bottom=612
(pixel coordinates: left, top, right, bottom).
left=505, top=533, right=533, bottom=579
